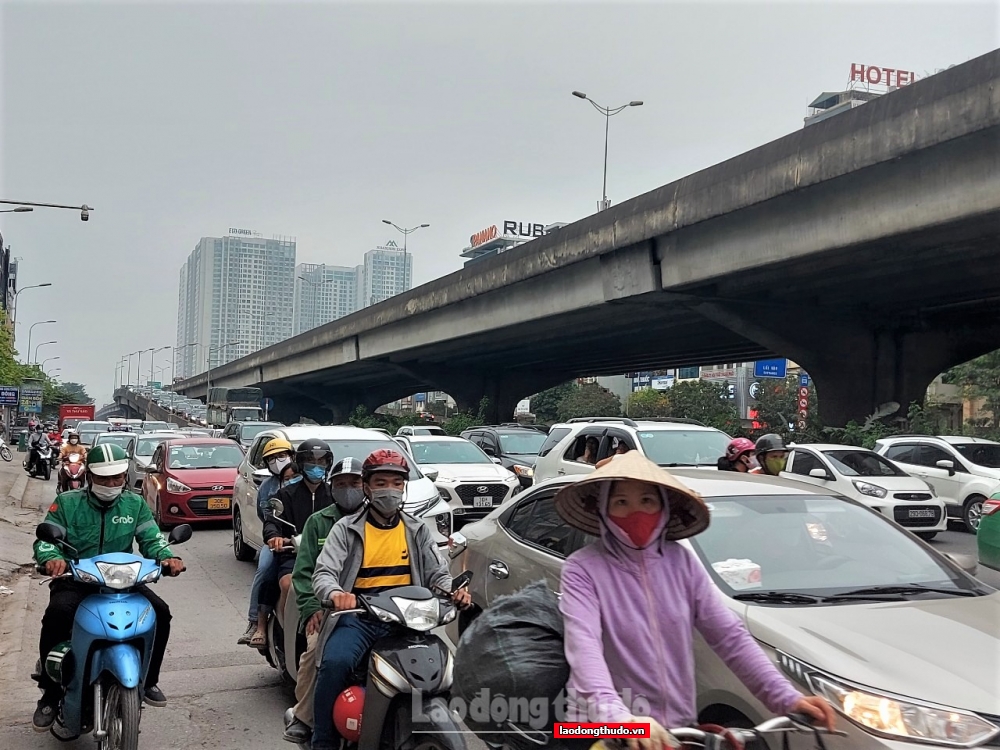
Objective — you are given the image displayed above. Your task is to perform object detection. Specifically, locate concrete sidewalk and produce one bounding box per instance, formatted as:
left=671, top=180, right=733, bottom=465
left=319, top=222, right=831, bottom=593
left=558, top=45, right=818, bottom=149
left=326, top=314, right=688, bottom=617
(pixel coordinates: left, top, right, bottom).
left=0, top=456, right=52, bottom=582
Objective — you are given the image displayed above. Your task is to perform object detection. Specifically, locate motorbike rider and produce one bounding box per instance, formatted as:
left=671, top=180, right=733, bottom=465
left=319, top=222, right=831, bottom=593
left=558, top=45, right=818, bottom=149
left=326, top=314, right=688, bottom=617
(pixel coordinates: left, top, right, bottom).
left=27, top=424, right=51, bottom=475
left=717, top=437, right=757, bottom=472
left=554, top=452, right=834, bottom=749
left=57, top=432, right=88, bottom=492
left=309, top=449, right=471, bottom=750
left=239, top=437, right=296, bottom=648
left=261, top=438, right=335, bottom=627
left=283, top=457, right=367, bottom=744
left=31, top=443, right=186, bottom=731
left=752, top=433, right=789, bottom=476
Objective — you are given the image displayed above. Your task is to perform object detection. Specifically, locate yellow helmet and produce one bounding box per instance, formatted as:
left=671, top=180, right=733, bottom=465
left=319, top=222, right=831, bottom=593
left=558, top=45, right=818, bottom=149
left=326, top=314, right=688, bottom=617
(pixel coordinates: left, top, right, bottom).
left=262, top=437, right=293, bottom=459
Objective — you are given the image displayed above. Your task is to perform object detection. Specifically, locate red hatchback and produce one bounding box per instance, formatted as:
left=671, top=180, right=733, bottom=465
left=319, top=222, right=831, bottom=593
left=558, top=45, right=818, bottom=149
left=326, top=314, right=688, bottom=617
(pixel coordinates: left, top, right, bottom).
left=142, top=438, right=243, bottom=527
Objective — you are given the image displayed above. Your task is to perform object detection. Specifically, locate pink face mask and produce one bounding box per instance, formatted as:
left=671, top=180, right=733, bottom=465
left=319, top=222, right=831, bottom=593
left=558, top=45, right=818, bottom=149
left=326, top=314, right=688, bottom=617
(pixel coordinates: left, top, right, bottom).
left=609, top=509, right=663, bottom=548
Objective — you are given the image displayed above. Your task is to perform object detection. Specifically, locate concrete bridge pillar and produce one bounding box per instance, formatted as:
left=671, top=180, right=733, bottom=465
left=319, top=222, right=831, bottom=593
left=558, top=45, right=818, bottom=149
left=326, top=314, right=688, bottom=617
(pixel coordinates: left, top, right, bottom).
left=435, top=369, right=573, bottom=424
left=686, top=299, right=1000, bottom=426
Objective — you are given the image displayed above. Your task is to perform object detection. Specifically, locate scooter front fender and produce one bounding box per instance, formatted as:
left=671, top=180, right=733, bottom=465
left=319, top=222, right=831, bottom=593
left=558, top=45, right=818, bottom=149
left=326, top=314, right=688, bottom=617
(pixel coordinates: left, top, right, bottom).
left=89, top=642, right=142, bottom=689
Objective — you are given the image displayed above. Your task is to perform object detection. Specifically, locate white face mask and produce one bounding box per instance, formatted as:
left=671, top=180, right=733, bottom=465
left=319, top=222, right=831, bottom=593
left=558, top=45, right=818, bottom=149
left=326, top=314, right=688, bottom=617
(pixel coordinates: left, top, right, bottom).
left=267, top=456, right=291, bottom=475
left=91, top=484, right=124, bottom=505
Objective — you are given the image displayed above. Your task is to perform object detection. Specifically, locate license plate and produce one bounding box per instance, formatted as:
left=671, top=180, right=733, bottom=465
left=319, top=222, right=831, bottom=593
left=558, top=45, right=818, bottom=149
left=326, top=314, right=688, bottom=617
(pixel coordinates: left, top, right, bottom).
left=473, top=496, right=493, bottom=508
left=908, top=508, right=935, bottom=518
left=207, top=497, right=230, bottom=510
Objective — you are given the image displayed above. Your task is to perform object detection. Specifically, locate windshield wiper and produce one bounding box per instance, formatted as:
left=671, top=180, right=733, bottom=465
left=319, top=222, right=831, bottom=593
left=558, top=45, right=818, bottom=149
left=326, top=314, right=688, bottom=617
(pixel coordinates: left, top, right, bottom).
left=823, top=584, right=978, bottom=601
left=732, top=591, right=822, bottom=605
left=660, top=462, right=700, bottom=468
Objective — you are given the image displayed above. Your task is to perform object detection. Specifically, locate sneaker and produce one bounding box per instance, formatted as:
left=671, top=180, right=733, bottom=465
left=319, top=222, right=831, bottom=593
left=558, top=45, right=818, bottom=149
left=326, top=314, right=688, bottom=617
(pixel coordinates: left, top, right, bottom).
left=143, top=685, right=167, bottom=707
left=283, top=716, right=312, bottom=744
left=237, top=621, right=256, bottom=645
left=33, top=699, right=57, bottom=732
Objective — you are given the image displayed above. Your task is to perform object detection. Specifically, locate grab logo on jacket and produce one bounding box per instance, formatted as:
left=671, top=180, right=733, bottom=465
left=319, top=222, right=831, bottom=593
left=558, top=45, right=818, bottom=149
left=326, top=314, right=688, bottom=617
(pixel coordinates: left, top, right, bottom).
left=111, top=515, right=134, bottom=525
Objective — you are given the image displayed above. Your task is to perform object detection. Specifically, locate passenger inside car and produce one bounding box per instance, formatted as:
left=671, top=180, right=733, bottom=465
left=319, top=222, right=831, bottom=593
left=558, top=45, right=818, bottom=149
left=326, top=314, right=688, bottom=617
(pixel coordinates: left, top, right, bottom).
left=576, top=437, right=599, bottom=465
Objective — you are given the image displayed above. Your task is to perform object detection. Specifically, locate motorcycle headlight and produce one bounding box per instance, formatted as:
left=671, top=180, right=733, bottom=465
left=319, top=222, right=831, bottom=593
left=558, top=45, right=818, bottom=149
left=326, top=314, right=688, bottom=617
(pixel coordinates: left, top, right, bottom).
left=76, top=569, right=101, bottom=585
left=95, top=562, right=141, bottom=590
left=166, top=477, right=192, bottom=493
left=140, top=568, right=162, bottom=584
left=390, top=596, right=439, bottom=631
left=853, top=480, right=887, bottom=498
left=779, top=653, right=999, bottom=747
left=368, top=604, right=401, bottom=624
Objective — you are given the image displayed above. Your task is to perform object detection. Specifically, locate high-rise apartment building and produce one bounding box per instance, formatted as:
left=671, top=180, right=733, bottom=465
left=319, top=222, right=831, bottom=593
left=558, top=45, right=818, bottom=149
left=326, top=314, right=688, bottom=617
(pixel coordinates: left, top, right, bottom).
left=293, top=263, right=359, bottom=334
left=358, top=240, right=412, bottom=308
left=175, top=230, right=295, bottom=378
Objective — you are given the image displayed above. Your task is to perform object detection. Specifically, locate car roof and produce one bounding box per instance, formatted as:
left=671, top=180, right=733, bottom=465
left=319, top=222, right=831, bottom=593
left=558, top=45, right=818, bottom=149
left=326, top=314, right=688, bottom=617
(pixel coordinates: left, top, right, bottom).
left=229, top=421, right=282, bottom=428
left=530, top=469, right=831, bottom=498
left=939, top=436, right=1000, bottom=445
left=789, top=443, right=879, bottom=453
left=550, top=419, right=721, bottom=432
left=161, top=437, right=235, bottom=446
left=258, top=425, right=396, bottom=443
left=400, top=435, right=466, bottom=443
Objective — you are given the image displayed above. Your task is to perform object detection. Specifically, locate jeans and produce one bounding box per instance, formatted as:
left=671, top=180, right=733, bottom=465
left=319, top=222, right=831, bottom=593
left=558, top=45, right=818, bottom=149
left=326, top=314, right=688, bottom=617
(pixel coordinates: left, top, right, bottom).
left=311, top=615, right=391, bottom=748
left=39, top=579, right=171, bottom=700
left=247, top=545, right=276, bottom=621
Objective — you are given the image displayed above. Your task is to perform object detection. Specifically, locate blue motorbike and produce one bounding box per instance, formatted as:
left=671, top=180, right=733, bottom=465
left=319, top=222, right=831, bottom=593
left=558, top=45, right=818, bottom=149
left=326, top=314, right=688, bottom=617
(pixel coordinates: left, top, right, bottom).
left=34, top=521, right=192, bottom=749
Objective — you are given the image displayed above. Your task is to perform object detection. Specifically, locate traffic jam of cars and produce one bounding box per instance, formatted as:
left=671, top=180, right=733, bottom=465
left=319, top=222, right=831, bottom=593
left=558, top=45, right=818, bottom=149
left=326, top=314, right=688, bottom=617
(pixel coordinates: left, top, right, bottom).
left=71, top=395, right=1000, bottom=748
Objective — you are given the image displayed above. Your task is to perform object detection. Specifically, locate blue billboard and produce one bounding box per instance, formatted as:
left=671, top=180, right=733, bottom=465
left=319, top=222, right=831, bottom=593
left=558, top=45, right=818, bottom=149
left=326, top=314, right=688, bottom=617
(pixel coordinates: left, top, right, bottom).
left=754, top=359, right=788, bottom=379
left=0, top=386, right=18, bottom=406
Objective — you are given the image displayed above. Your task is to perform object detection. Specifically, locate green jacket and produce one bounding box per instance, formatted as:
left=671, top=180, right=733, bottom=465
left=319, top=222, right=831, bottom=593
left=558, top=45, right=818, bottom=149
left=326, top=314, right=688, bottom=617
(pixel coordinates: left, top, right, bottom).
left=33, top=489, right=176, bottom=566
left=292, top=503, right=344, bottom=628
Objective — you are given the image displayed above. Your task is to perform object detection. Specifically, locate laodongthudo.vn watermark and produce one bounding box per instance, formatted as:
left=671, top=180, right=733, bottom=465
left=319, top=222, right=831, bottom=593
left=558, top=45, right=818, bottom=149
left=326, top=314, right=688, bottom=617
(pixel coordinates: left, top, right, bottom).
left=555, top=722, right=652, bottom=739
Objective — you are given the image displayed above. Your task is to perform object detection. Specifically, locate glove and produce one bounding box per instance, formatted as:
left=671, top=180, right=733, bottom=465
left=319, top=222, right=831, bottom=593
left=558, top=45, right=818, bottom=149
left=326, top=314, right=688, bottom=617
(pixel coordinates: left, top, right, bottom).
left=625, top=716, right=680, bottom=750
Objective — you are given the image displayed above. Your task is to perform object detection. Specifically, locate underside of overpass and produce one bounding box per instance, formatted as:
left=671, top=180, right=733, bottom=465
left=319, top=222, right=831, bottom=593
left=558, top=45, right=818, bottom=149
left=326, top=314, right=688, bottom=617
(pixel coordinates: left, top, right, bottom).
left=175, top=52, right=1000, bottom=427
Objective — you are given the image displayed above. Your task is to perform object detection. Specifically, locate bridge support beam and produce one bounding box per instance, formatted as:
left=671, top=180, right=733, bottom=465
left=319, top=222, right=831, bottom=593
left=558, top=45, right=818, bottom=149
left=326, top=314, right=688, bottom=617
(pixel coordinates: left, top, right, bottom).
left=686, top=299, right=1000, bottom=427
left=409, top=368, right=573, bottom=424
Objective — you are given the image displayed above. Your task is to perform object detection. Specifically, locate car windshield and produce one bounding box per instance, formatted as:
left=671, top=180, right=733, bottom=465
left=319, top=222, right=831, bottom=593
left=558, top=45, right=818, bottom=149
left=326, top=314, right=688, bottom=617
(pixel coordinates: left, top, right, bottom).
left=136, top=438, right=170, bottom=456
left=688, top=495, right=976, bottom=598
left=822, top=450, right=905, bottom=477
left=143, top=422, right=169, bottom=432
left=167, top=443, right=243, bottom=469
left=302, top=439, right=422, bottom=480
left=951, top=443, right=1000, bottom=468
left=635, top=429, right=731, bottom=466
left=408, top=440, right=491, bottom=465
left=498, top=431, right=547, bottom=455
left=95, top=434, right=136, bottom=450
left=239, top=424, right=279, bottom=442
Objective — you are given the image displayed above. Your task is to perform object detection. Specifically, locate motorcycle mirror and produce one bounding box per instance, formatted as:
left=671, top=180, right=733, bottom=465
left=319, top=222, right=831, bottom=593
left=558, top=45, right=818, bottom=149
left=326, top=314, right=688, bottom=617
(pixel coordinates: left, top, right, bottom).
left=451, top=570, right=473, bottom=592
left=271, top=499, right=285, bottom=517
left=36, top=521, right=67, bottom=545
left=167, top=524, right=193, bottom=545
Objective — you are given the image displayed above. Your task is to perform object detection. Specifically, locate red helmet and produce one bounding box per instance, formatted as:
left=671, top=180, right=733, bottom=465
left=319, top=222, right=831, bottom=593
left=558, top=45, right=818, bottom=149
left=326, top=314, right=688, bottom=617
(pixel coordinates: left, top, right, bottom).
left=333, top=685, right=365, bottom=742
left=724, top=438, right=756, bottom=462
left=362, top=449, right=409, bottom=480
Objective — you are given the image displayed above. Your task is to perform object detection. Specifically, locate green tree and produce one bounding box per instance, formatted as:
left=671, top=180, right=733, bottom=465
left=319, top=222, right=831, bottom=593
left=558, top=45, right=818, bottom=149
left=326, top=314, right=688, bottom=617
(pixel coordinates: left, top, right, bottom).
left=443, top=411, right=478, bottom=436
left=663, top=380, right=742, bottom=434
left=751, top=375, right=822, bottom=441
left=556, top=382, right=621, bottom=422
left=59, top=382, right=92, bottom=404
left=943, top=350, right=1000, bottom=428
left=529, top=382, right=578, bottom=424
left=626, top=389, right=671, bottom=417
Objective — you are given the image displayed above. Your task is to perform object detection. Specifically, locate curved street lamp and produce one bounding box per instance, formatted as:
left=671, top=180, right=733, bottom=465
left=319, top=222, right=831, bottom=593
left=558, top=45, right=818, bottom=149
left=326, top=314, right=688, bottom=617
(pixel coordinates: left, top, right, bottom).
left=571, top=91, right=643, bottom=211
left=41, top=356, right=60, bottom=374
left=11, top=283, right=52, bottom=353
left=26, top=320, right=56, bottom=367
left=33, top=340, right=57, bottom=364
left=381, top=220, right=429, bottom=291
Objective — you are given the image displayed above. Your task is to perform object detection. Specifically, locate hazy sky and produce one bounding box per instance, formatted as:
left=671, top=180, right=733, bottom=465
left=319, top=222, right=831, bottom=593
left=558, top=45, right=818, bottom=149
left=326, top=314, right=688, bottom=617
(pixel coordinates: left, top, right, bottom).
left=1, top=1, right=997, bottom=406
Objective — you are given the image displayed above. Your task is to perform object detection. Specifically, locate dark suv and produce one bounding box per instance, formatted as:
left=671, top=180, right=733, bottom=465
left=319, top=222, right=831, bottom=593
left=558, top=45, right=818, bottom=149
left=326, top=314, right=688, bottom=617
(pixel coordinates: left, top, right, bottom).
left=222, top=421, right=284, bottom=449
left=459, top=424, right=548, bottom=488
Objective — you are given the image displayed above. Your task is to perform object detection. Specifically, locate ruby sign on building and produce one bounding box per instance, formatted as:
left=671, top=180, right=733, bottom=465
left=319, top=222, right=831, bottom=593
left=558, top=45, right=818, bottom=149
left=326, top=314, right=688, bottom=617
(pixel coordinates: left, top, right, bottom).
left=850, top=63, right=918, bottom=87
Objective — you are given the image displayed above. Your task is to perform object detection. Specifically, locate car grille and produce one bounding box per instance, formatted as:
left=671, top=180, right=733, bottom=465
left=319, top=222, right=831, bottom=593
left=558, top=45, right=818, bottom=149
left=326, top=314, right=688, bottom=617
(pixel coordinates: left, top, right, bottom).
left=893, top=506, right=942, bottom=527
left=455, top=483, right=508, bottom=506
left=893, top=492, right=933, bottom=501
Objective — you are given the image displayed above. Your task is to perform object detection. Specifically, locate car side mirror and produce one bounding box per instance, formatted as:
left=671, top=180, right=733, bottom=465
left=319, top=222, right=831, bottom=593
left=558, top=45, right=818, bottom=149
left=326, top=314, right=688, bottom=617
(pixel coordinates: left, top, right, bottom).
left=168, top=524, right=193, bottom=545
left=944, top=552, right=978, bottom=576
left=936, top=459, right=956, bottom=475
left=252, top=467, right=270, bottom=486
left=809, top=468, right=832, bottom=480
left=423, top=469, right=439, bottom=482
left=483, top=447, right=495, bottom=457
left=491, top=457, right=503, bottom=465
left=448, top=532, right=468, bottom=560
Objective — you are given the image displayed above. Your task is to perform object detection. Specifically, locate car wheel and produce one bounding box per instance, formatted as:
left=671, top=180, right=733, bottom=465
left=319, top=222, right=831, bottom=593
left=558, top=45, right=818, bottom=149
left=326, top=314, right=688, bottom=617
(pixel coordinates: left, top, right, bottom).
left=964, top=495, right=985, bottom=533
left=155, top=498, right=174, bottom=531
left=915, top=531, right=938, bottom=541
left=233, top=508, right=255, bottom=562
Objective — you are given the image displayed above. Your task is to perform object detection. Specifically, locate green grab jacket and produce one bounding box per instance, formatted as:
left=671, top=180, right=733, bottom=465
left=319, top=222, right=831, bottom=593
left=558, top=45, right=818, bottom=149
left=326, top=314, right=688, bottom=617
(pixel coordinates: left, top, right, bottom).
left=33, top=489, right=176, bottom=566
left=291, top=503, right=344, bottom=628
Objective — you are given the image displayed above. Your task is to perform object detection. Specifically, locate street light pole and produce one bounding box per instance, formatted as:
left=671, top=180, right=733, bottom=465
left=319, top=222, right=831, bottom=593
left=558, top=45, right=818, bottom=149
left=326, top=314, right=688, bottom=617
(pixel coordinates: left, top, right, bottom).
left=26, top=320, right=56, bottom=367
left=150, top=346, right=170, bottom=386
left=0, top=207, right=33, bottom=214
left=571, top=91, right=643, bottom=211
left=0, top=199, right=93, bottom=221
left=207, top=341, right=241, bottom=394
left=298, top=274, right=335, bottom=330
left=381, top=220, right=429, bottom=292
left=33, top=340, right=56, bottom=365
left=41, top=356, right=60, bottom=374
left=11, top=283, right=52, bottom=354
left=174, top=342, right=199, bottom=380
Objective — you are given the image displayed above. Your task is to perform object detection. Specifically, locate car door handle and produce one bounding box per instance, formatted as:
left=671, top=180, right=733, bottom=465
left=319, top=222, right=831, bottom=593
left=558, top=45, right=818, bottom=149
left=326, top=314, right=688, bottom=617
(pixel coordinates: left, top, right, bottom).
left=557, top=469, right=566, bottom=476
left=488, top=561, right=509, bottom=579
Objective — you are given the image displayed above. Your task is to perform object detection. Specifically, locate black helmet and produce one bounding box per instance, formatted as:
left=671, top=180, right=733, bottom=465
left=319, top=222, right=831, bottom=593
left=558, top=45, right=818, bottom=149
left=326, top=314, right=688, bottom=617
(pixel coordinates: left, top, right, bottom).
left=754, top=433, right=787, bottom=456
left=295, top=438, right=333, bottom=467
left=331, top=457, right=363, bottom=478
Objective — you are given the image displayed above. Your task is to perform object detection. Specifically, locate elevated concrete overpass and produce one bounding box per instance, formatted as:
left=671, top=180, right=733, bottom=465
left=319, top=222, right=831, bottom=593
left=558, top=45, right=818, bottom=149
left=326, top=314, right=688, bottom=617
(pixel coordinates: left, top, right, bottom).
left=174, top=50, right=1000, bottom=426
left=112, top=388, right=202, bottom=428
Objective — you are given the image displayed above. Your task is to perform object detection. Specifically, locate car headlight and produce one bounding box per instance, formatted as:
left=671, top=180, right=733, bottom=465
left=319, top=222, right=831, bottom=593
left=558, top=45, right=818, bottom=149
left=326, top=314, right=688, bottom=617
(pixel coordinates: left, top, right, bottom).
left=512, top=464, right=534, bottom=478
left=853, top=480, right=887, bottom=498
left=438, top=488, right=451, bottom=503
left=779, top=653, right=999, bottom=747
left=95, top=562, right=141, bottom=590
left=390, top=596, right=439, bottom=631
left=166, top=477, right=192, bottom=493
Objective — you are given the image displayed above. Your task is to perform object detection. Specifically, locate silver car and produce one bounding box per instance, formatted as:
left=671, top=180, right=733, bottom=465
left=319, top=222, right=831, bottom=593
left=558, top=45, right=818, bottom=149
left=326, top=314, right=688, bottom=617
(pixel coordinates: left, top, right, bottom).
left=450, top=472, right=999, bottom=748
left=126, top=431, right=185, bottom=492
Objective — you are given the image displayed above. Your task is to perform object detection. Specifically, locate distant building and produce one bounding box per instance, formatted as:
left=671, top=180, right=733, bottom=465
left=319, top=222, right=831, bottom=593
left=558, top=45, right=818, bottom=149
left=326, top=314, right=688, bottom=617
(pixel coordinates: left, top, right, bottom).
left=358, top=240, right=412, bottom=307
left=460, top=220, right=567, bottom=265
left=175, top=230, right=296, bottom=378
left=804, top=62, right=917, bottom=128
left=804, top=89, right=881, bottom=127
left=293, top=263, right=359, bottom=334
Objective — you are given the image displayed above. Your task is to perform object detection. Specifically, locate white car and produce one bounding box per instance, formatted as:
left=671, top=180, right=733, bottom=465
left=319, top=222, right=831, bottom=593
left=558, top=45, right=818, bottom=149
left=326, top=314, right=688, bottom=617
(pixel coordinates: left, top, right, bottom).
left=230, top=425, right=454, bottom=562
left=395, top=435, right=520, bottom=524
left=782, top=444, right=948, bottom=540
left=874, top=436, right=1000, bottom=533
left=532, top=417, right=731, bottom=483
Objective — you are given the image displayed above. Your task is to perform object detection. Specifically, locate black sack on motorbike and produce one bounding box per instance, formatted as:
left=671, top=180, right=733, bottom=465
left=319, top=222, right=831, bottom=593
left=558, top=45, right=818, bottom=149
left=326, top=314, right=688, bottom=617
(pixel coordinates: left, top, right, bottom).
left=452, top=579, right=571, bottom=750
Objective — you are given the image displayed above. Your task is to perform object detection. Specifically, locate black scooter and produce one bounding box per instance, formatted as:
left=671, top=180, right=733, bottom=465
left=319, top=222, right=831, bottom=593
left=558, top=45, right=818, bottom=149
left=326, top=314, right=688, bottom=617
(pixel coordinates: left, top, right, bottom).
left=321, top=571, right=474, bottom=750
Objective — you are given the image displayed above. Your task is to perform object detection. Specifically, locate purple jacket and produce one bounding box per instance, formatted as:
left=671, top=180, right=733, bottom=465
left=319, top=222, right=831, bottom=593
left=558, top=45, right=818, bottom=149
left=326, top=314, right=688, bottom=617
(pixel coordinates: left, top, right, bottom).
left=559, top=533, right=802, bottom=727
